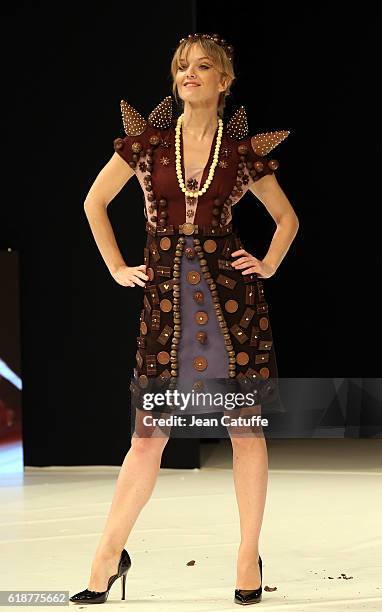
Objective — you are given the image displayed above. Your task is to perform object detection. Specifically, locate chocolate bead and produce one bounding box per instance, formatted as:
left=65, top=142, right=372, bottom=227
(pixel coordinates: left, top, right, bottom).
left=237, top=144, right=249, bottom=155
left=113, top=138, right=124, bottom=150
left=268, top=159, right=279, bottom=170
left=149, top=135, right=160, bottom=146
left=132, top=142, right=142, bottom=153
left=185, top=247, right=196, bottom=259
left=193, top=291, right=204, bottom=303
left=196, top=331, right=207, bottom=344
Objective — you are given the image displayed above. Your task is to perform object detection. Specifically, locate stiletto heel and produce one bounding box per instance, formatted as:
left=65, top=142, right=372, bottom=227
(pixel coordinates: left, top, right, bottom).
left=121, top=572, right=127, bottom=600
left=234, top=554, right=263, bottom=605
left=70, top=548, right=132, bottom=604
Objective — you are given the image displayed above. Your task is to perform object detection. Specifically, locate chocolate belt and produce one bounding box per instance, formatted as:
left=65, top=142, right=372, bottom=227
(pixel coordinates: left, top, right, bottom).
left=145, top=221, right=234, bottom=237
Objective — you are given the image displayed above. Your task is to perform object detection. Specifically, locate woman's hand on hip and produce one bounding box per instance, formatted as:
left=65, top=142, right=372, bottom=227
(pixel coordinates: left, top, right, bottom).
left=231, top=249, right=276, bottom=279
left=111, top=264, right=149, bottom=287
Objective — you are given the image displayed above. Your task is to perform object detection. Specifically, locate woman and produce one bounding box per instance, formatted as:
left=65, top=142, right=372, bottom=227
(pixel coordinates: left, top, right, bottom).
left=70, top=33, right=299, bottom=605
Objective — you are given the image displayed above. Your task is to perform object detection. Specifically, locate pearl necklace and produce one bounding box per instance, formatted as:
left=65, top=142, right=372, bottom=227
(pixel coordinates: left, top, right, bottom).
left=175, top=113, right=224, bottom=197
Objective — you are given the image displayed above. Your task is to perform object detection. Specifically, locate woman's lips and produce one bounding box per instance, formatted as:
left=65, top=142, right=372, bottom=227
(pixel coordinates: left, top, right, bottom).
left=184, top=83, right=200, bottom=87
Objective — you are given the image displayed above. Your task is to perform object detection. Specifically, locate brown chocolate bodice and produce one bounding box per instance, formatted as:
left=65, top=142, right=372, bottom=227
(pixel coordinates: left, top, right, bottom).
left=113, top=119, right=281, bottom=229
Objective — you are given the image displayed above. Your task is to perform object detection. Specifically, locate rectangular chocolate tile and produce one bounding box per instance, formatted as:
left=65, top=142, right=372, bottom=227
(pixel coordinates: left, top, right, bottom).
left=250, top=326, right=260, bottom=347
left=216, top=274, right=237, bottom=290
left=221, top=238, right=233, bottom=259
left=230, top=324, right=249, bottom=344
left=137, top=336, right=146, bottom=349
left=258, top=339, right=273, bottom=350
left=157, top=324, right=173, bottom=345
left=146, top=355, right=157, bottom=376
left=156, top=225, right=175, bottom=235
left=239, top=307, right=255, bottom=329
left=149, top=240, right=161, bottom=262
left=151, top=309, right=161, bottom=331
left=256, top=303, right=269, bottom=314
left=257, top=281, right=265, bottom=302
left=158, top=278, right=175, bottom=294
left=218, top=258, right=234, bottom=271
left=245, top=285, right=256, bottom=305
left=255, top=352, right=270, bottom=364
left=146, top=285, right=159, bottom=304
left=156, top=265, right=171, bottom=277
left=243, top=272, right=258, bottom=284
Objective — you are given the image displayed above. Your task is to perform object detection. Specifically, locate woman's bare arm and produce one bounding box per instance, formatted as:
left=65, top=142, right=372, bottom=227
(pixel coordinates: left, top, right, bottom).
left=231, top=173, right=299, bottom=278
left=83, top=152, right=149, bottom=287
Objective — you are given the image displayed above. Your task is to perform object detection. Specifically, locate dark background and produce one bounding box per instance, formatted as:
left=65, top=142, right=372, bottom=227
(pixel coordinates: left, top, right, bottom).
left=1, top=3, right=379, bottom=466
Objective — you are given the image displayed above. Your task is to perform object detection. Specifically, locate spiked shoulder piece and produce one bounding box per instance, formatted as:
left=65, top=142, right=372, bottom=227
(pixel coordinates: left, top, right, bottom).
left=119, top=96, right=173, bottom=136
left=226, top=105, right=290, bottom=180
left=113, top=96, right=174, bottom=168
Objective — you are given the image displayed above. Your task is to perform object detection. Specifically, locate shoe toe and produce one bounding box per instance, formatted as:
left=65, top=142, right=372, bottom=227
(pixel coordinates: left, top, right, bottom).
left=69, top=589, right=101, bottom=602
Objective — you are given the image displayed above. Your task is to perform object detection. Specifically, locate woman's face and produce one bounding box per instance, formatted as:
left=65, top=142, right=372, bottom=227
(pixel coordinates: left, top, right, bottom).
left=175, top=43, right=228, bottom=107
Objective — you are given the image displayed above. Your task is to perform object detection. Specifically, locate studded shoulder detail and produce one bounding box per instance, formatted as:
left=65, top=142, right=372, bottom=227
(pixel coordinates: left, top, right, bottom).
left=251, top=130, right=290, bottom=156
left=226, top=106, right=249, bottom=140
left=119, top=96, right=173, bottom=136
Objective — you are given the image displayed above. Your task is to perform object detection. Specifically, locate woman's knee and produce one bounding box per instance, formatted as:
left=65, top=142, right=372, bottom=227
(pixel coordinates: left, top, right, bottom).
left=229, top=432, right=266, bottom=451
left=130, top=434, right=169, bottom=455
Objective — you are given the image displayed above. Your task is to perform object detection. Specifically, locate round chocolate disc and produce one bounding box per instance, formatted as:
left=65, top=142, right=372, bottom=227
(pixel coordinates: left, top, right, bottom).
left=160, top=298, right=172, bottom=312
left=236, top=351, right=249, bottom=366
left=147, top=267, right=154, bottom=281
left=195, top=311, right=209, bottom=325
left=187, top=270, right=201, bottom=284
left=259, top=316, right=269, bottom=330
left=140, top=321, right=148, bottom=335
left=225, top=299, right=239, bottom=313
left=157, top=351, right=170, bottom=365
left=203, top=239, right=217, bottom=253
left=193, top=356, right=208, bottom=371
left=260, top=367, right=270, bottom=378
left=160, top=237, right=171, bottom=250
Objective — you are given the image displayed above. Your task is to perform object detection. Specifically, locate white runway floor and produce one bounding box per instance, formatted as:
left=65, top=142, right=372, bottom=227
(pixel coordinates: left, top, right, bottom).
left=1, top=439, right=381, bottom=610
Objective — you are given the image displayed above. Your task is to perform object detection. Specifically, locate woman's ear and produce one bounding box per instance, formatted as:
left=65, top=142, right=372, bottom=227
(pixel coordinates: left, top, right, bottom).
left=219, top=74, right=233, bottom=93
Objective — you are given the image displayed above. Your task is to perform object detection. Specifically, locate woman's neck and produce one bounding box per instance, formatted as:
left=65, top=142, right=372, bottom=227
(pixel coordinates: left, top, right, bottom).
left=181, top=106, right=219, bottom=140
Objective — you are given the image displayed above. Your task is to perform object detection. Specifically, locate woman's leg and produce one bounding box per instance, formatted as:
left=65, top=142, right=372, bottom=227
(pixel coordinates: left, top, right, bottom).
left=87, top=410, right=171, bottom=591
left=226, top=406, right=268, bottom=590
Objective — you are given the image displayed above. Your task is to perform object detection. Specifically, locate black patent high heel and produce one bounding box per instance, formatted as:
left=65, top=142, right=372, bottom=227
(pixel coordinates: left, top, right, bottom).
left=234, top=554, right=262, bottom=605
left=70, top=548, right=132, bottom=604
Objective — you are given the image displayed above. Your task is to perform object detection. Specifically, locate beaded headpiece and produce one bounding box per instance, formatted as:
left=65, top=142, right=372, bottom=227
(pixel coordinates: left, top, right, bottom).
left=177, top=33, right=234, bottom=63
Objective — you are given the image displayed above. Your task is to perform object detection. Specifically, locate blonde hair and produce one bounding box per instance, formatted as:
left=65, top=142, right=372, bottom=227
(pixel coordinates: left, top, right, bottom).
left=170, top=35, right=236, bottom=119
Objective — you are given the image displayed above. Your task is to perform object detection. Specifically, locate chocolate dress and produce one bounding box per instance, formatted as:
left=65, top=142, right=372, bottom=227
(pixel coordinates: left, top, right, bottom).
left=113, top=96, right=289, bottom=418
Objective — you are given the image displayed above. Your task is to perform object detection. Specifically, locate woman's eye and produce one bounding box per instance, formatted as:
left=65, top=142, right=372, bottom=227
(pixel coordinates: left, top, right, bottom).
left=178, top=65, right=210, bottom=70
